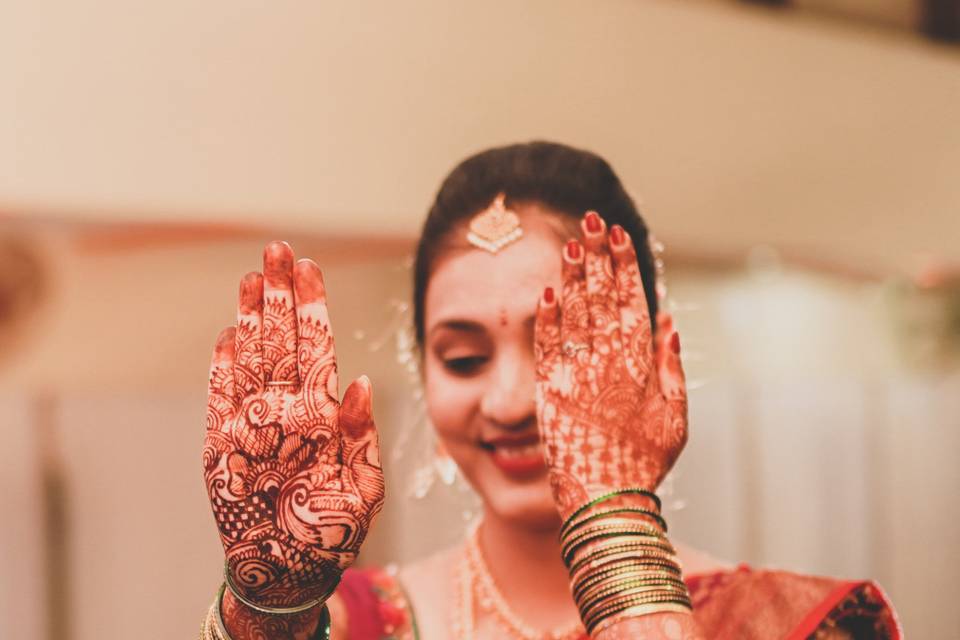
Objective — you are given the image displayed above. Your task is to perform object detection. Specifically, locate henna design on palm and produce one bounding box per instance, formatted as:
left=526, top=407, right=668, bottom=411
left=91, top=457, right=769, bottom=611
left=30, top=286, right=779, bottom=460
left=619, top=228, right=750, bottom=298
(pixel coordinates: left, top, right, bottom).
left=204, top=242, right=384, bottom=609
left=535, top=214, right=688, bottom=520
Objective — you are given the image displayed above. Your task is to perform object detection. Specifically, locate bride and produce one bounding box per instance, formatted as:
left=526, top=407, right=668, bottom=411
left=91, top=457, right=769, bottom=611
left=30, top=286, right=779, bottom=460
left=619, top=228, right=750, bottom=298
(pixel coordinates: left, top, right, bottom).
left=199, top=141, right=900, bottom=639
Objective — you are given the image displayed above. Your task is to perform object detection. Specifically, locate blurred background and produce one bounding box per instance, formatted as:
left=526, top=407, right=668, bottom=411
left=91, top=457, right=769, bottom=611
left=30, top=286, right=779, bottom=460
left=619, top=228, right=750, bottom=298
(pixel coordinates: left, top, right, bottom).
left=2, top=0, right=958, bottom=638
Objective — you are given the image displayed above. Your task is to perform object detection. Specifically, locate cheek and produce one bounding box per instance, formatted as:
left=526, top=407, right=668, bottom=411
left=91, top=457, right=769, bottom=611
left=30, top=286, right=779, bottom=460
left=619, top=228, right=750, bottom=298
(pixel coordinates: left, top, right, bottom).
left=423, top=357, right=482, bottom=443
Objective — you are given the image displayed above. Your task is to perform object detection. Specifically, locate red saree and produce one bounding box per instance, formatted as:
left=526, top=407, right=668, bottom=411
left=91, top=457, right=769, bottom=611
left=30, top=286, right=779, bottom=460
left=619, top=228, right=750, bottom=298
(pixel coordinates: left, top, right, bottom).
left=335, top=564, right=901, bottom=639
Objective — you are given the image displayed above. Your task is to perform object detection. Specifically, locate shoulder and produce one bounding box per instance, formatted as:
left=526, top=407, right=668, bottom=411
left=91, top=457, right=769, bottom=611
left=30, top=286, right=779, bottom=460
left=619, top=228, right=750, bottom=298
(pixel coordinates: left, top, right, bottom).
left=685, top=565, right=902, bottom=640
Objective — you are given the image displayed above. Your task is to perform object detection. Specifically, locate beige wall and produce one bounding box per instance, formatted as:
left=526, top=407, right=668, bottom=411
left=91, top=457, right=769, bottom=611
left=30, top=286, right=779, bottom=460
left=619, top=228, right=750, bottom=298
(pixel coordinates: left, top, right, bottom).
left=2, top=0, right=959, bottom=275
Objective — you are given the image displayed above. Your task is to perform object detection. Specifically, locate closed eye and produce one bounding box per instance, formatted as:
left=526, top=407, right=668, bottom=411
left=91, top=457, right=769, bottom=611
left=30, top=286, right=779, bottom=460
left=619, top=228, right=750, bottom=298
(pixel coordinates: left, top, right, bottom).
left=443, top=356, right=488, bottom=376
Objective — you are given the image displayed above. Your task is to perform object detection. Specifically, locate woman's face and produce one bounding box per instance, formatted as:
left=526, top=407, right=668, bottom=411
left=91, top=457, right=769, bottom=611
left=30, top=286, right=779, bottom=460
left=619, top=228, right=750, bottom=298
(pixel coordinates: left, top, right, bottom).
left=423, top=203, right=568, bottom=530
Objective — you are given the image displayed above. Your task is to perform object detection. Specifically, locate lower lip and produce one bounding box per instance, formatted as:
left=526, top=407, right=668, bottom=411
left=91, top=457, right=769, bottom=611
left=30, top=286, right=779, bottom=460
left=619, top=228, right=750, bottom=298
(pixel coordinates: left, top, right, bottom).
left=487, top=446, right=547, bottom=478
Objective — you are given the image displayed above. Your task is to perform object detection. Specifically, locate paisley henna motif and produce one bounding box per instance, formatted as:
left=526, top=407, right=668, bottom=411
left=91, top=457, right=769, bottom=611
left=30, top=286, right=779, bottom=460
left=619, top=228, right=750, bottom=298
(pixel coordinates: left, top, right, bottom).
left=535, top=215, right=688, bottom=521
left=204, top=242, right=384, bottom=635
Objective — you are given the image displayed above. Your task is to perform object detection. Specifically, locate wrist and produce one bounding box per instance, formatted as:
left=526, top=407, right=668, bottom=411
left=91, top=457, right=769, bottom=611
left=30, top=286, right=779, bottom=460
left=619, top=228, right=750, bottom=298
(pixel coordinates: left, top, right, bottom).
left=221, top=585, right=326, bottom=640
left=559, top=488, right=692, bottom=635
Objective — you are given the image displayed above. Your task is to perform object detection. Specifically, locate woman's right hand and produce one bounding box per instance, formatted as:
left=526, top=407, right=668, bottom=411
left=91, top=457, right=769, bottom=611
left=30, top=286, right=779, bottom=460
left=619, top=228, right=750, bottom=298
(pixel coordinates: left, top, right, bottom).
left=203, top=241, right=385, bottom=610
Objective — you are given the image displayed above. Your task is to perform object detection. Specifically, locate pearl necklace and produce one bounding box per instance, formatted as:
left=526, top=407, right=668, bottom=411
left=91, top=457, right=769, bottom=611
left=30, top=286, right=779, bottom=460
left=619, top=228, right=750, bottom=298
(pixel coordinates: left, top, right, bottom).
left=451, top=523, right=586, bottom=640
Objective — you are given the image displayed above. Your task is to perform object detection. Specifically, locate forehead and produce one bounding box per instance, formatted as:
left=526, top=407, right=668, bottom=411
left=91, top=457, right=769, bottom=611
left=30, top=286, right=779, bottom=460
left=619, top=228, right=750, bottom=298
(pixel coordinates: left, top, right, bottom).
left=425, top=212, right=567, bottom=331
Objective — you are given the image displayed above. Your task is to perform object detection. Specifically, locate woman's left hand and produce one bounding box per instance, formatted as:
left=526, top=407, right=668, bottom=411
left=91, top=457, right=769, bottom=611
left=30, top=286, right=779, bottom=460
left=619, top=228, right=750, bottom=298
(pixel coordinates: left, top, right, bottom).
left=534, top=212, right=688, bottom=520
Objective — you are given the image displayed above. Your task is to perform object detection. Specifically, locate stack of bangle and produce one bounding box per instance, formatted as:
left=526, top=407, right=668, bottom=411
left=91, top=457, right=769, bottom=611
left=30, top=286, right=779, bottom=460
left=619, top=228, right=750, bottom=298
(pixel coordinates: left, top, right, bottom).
left=200, top=572, right=333, bottom=640
left=560, top=487, right=692, bottom=635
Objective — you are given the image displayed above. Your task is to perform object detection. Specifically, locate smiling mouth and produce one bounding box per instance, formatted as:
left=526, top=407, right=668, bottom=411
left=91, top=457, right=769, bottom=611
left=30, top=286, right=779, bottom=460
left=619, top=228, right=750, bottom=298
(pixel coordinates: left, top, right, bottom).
left=481, top=437, right=547, bottom=477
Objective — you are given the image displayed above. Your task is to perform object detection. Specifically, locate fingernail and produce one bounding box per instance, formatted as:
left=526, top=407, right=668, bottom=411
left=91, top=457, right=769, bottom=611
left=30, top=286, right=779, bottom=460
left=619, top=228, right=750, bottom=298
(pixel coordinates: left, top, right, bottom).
left=585, top=211, right=602, bottom=233
left=566, top=240, right=582, bottom=261
left=610, top=225, right=626, bottom=246
left=670, top=332, right=680, bottom=354
left=544, top=286, right=555, bottom=304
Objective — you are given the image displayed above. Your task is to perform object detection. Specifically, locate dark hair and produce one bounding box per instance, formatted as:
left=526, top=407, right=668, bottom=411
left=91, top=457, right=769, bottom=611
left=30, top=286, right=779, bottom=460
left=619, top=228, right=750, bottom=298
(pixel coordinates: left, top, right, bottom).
left=413, top=140, right=658, bottom=347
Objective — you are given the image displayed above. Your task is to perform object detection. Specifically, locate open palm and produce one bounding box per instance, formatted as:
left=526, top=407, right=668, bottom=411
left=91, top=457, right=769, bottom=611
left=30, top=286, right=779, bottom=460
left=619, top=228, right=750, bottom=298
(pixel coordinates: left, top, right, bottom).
left=203, top=241, right=384, bottom=608
left=535, top=215, right=688, bottom=520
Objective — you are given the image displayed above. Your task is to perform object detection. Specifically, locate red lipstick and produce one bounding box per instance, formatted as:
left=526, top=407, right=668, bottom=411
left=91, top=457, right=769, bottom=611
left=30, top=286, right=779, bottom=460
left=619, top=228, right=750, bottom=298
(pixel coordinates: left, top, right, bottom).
left=482, top=433, right=547, bottom=478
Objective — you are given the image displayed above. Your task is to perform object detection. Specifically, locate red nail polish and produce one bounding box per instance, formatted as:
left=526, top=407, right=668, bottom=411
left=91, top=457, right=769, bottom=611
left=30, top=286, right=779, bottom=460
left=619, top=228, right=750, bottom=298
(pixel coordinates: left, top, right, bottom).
left=610, top=225, right=625, bottom=246
left=585, top=211, right=602, bottom=233
left=544, top=286, right=555, bottom=304
left=566, top=240, right=581, bottom=260
left=670, top=332, right=680, bottom=354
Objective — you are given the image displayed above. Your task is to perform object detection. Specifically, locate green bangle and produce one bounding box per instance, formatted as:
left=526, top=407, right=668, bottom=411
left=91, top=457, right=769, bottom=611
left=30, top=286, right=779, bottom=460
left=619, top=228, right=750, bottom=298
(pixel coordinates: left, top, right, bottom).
left=312, top=605, right=332, bottom=640
left=561, top=506, right=668, bottom=540
left=560, top=488, right=662, bottom=540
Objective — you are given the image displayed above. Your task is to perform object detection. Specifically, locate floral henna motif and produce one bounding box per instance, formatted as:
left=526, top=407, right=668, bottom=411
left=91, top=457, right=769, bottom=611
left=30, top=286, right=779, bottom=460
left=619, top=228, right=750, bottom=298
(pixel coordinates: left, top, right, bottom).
left=535, top=214, right=688, bottom=521
left=204, top=242, right=384, bottom=619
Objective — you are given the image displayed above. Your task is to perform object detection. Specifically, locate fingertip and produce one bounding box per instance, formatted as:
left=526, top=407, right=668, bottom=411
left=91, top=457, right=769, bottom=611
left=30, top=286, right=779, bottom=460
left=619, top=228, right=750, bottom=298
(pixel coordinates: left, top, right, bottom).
left=215, top=326, right=237, bottom=355
left=238, top=272, right=264, bottom=313
left=609, top=227, right=636, bottom=263
left=670, top=331, right=680, bottom=355
left=341, top=376, right=374, bottom=438
left=293, top=259, right=326, bottom=304
left=263, top=241, right=295, bottom=285
left=564, top=239, right=583, bottom=263
left=582, top=210, right=605, bottom=235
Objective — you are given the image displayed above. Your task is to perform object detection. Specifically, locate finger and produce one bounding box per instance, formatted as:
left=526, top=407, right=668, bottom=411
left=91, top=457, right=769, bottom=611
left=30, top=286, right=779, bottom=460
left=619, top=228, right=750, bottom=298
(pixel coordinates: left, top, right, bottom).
left=560, top=239, right=590, bottom=365
left=581, top=211, right=620, bottom=354
left=654, top=312, right=674, bottom=374
left=610, top=224, right=654, bottom=383
left=658, top=328, right=688, bottom=454
left=534, top=286, right=561, bottom=385
left=207, top=326, right=238, bottom=432
left=339, top=376, right=385, bottom=522
left=262, top=241, right=300, bottom=385
left=294, top=258, right=339, bottom=422
left=658, top=328, right=687, bottom=405
left=234, top=272, right=264, bottom=401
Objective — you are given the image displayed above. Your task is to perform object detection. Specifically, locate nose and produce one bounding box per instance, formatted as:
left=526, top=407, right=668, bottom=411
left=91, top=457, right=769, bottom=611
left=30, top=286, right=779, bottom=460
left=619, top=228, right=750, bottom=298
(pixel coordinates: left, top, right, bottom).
left=479, top=348, right=537, bottom=429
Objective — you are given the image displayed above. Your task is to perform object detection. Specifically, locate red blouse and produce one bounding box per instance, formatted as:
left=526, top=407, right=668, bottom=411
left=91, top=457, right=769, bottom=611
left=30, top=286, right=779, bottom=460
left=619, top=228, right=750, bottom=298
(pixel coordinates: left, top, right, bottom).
left=334, top=563, right=901, bottom=639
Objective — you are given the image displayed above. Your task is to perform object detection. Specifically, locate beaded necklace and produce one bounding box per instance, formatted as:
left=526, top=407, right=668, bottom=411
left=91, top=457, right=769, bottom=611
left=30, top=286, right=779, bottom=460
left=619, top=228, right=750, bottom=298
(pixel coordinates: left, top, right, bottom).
left=451, top=523, right=586, bottom=640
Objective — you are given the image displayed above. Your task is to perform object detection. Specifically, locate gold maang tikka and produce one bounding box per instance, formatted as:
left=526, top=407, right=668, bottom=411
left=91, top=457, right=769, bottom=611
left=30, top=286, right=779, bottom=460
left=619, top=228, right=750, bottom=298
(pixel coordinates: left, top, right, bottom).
left=466, top=193, right=523, bottom=254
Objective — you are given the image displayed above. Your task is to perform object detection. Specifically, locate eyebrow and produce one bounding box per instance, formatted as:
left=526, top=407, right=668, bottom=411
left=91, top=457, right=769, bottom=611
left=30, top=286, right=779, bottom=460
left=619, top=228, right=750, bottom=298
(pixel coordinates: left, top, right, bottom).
left=428, top=319, right=485, bottom=339
left=427, top=316, right=536, bottom=339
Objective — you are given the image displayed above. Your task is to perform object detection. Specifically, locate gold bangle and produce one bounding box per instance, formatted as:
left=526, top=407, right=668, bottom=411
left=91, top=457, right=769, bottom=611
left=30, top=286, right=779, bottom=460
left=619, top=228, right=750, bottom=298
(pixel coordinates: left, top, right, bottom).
left=570, top=545, right=678, bottom=584
left=224, top=561, right=337, bottom=615
left=573, top=557, right=682, bottom=591
left=574, top=568, right=687, bottom=602
left=571, top=547, right=679, bottom=581
left=568, top=539, right=676, bottom=576
left=561, top=488, right=662, bottom=534
left=572, top=557, right=682, bottom=596
left=584, top=590, right=691, bottom=620
left=578, top=575, right=689, bottom=609
left=579, top=581, right=689, bottom=616
left=562, top=525, right=663, bottom=564
left=588, top=602, right=693, bottom=635
left=561, top=506, right=668, bottom=538
left=584, top=593, right=691, bottom=633
left=213, top=583, right=233, bottom=640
